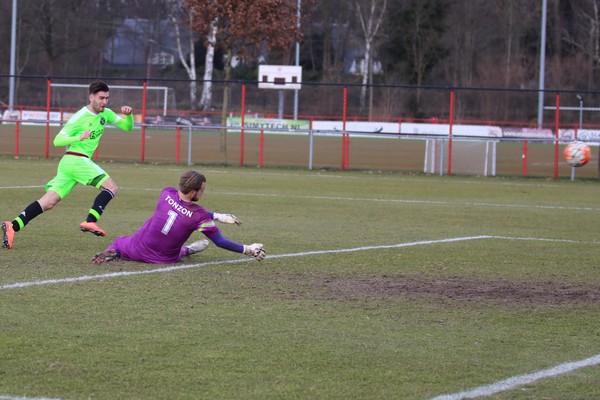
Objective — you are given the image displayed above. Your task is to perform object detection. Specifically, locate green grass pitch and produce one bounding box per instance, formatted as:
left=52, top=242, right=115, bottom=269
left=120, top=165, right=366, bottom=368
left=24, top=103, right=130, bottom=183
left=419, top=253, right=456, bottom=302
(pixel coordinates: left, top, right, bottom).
left=1, top=157, right=600, bottom=399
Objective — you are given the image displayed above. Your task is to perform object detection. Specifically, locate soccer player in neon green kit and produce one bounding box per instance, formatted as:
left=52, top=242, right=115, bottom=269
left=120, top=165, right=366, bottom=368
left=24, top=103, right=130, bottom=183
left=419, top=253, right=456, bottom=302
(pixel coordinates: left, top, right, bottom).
left=2, top=80, right=134, bottom=249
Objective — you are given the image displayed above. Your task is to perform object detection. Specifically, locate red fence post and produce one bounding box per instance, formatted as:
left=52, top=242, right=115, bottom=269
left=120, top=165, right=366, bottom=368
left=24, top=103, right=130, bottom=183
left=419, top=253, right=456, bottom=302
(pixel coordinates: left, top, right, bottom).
left=341, top=87, right=348, bottom=171
left=259, top=130, right=264, bottom=167
left=447, top=89, right=455, bottom=176
left=141, top=81, right=147, bottom=164
left=346, top=134, right=350, bottom=170
left=45, top=79, right=51, bottom=159
left=554, top=92, right=560, bottom=180
left=240, top=84, right=246, bottom=167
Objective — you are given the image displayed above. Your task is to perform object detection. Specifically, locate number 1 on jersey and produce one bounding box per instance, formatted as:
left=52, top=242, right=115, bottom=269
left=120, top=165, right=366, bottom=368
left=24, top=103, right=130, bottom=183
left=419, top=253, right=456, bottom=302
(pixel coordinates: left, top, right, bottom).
left=161, top=210, right=178, bottom=235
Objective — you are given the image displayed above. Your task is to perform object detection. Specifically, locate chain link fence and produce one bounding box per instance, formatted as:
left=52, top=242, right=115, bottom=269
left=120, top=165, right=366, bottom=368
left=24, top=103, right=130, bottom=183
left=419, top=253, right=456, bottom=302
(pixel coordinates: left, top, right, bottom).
left=1, top=75, right=600, bottom=180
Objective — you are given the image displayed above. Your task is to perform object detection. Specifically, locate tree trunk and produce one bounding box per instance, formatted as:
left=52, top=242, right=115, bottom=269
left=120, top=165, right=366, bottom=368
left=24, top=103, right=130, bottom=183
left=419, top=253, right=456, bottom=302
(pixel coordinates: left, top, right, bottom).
left=200, top=20, right=217, bottom=111
left=172, top=13, right=198, bottom=110
left=360, top=39, right=371, bottom=113
left=368, top=55, right=374, bottom=120
left=188, top=25, right=198, bottom=110
left=219, top=48, right=233, bottom=164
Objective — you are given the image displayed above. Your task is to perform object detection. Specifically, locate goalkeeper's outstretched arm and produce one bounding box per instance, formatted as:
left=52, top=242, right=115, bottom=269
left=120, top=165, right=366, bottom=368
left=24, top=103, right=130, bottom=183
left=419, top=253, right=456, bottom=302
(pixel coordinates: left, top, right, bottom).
left=205, top=231, right=265, bottom=261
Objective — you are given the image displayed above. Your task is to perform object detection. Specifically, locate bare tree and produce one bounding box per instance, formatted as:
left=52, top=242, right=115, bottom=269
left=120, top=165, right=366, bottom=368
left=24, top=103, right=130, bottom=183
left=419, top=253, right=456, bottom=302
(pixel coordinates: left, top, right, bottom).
left=0, top=0, right=12, bottom=75
left=550, top=0, right=564, bottom=87
left=493, top=0, right=538, bottom=88
left=305, top=0, right=354, bottom=81
left=22, top=0, right=107, bottom=75
left=353, top=0, right=387, bottom=115
left=184, top=0, right=302, bottom=163
left=199, top=19, right=218, bottom=111
left=563, top=0, right=600, bottom=88
left=442, top=0, right=484, bottom=87
left=382, top=0, right=446, bottom=116
left=166, top=0, right=199, bottom=110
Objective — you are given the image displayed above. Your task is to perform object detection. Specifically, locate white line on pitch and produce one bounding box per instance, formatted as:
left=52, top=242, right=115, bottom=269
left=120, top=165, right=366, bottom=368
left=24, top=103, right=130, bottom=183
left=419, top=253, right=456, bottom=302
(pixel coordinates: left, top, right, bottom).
left=2, top=185, right=600, bottom=212
left=429, top=353, right=600, bottom=400
left=213, top=191, right=600, bottom=212
left=0, top=235, right=491, bottom=291
left=0, top=396, right=61, bottom=400
left=0, top=185, right=43, bottom=189
left=488, top=235, right=598, bottom=243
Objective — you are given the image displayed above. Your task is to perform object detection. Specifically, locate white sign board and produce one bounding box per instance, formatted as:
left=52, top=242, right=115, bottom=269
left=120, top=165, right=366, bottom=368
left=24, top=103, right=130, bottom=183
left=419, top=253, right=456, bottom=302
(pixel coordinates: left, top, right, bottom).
left=258, top=65, right=302, bottom=90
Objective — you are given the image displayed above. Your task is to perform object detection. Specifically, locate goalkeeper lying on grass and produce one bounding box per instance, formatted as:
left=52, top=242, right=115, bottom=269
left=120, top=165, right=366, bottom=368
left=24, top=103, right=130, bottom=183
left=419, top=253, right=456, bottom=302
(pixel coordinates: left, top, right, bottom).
left=91, top=170, right=265, bottom=264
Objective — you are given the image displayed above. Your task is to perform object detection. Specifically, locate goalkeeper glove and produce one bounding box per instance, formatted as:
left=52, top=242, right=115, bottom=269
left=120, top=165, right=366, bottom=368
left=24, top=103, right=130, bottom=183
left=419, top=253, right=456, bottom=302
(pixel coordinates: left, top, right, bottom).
left=213, top=212, right=242, bottom=225
left=243, top=243, right=266, bottom=261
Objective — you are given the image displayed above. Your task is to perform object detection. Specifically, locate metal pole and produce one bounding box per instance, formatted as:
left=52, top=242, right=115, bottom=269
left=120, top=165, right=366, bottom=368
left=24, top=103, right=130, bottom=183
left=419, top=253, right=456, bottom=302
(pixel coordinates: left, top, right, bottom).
left=308, top=128, right=314, bottom=171
left=9, top=0, right=18, bottom=111
left=577, top=94, right=583, bottom=129
left=278, top=90, right=284, bottom=119
left=572, top=94, right=583, bottom=181
left=293, top=0, right=301, bottom=120
left=537, top=0, right=547, bottom=128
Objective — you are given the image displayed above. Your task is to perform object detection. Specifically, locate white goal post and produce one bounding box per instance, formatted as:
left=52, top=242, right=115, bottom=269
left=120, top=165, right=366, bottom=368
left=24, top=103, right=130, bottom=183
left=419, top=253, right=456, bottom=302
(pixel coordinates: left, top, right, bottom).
left=425, top=138, right=497, bottom=176
left=50, top=83, right=173, bottom=115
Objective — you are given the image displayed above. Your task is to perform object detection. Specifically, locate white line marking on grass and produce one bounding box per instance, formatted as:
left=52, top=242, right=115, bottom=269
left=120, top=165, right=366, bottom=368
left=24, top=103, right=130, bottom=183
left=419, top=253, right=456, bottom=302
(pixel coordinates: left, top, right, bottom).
left=214, top=191, right=600, bottom=212
left=0, top=258, right=248, bottom=290
left=0, top=236, right=491, bottom=291
left=430, top=353, right=600, bottom=400
left=2, top=185, right=599, bottom=212
left=489, top=235, right=600, bottom=244
left=0, top=395, right=62, bottom=400
left=0, top=185, right=43, bottom=190
left=3, top=234, right=599, bottom=399
left=0, top=160, right=569, bottom=188
left=269, top=236, right=492, bottom=258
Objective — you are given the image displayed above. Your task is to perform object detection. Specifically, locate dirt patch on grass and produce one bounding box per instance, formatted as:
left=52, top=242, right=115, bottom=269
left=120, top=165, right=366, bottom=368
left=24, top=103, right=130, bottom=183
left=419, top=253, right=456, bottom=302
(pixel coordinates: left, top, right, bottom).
left=282, top=273, right=600, bottom=306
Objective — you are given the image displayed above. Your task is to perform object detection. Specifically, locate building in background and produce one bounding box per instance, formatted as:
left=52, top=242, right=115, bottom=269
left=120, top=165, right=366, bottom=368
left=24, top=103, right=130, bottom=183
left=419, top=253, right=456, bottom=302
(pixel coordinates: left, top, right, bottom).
left=104, top=18, right=192, bottom=69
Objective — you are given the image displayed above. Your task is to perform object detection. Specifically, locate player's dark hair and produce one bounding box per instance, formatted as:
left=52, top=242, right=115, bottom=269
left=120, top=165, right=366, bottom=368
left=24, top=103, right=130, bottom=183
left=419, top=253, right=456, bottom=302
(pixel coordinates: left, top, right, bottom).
left=179, top=170, right=206, bottom=194
left=89, top=80, right=109, bottom=95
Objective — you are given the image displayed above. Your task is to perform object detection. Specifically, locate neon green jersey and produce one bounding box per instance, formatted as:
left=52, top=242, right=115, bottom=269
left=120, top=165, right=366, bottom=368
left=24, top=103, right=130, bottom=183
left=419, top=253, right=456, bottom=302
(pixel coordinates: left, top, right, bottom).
left=54, top=106, right=130, bottom=158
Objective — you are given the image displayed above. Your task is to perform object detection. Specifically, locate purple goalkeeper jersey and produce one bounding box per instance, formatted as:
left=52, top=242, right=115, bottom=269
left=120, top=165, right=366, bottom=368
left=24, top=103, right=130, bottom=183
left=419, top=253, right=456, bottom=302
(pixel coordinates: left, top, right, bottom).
left=109, top=187, right=219, bottom=263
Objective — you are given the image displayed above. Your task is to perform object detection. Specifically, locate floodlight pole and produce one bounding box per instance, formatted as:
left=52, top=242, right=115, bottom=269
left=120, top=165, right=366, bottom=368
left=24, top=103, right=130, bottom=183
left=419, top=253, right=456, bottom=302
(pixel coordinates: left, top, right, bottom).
left=9, top=0, right=17, bottom=111
left=577, top=94, right=583, bottom=130
left=278, top=90, right=284, bottom=119
left=537, top=0, right=547, bottom=128
left=570, top=94, right=584, bottom=181
left=293, top=0, right=301, bottom=120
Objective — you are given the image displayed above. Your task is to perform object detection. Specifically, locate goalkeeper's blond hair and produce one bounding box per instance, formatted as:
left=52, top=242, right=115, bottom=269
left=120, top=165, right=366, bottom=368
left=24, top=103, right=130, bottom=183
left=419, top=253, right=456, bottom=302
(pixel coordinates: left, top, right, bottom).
left=179, top=170, right=206, bottom=194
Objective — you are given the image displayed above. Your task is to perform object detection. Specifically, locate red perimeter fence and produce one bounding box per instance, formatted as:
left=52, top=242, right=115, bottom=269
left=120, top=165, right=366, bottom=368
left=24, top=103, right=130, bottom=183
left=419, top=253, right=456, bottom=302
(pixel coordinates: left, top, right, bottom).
left=1, top=76, right=600, bottom=180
